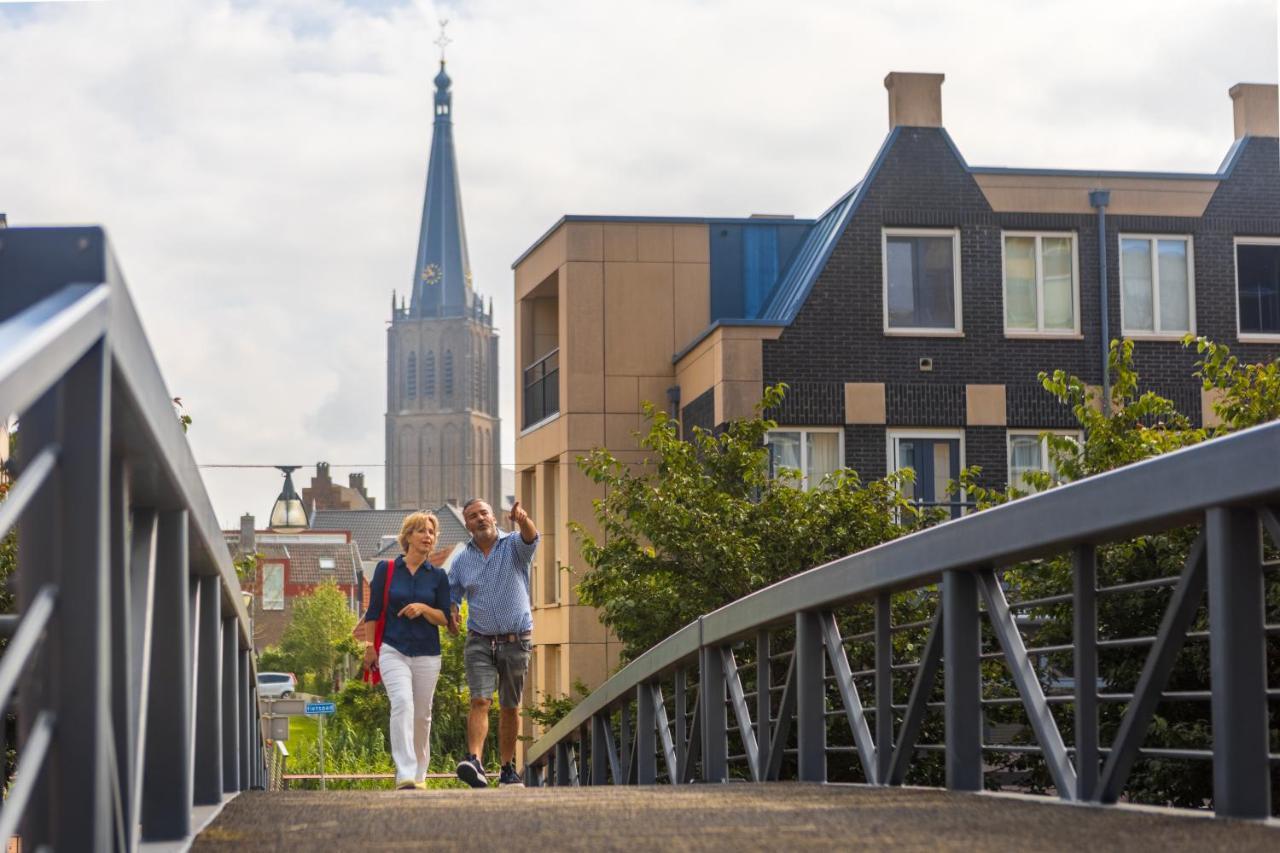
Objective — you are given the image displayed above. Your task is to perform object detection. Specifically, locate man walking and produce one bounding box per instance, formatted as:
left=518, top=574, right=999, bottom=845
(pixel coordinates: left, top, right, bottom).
left=450, top=498, right=538, bottom=788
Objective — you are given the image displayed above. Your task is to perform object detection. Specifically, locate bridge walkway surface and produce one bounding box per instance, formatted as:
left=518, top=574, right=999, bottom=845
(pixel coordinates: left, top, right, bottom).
left=194, top=785, right=1278, bottom=851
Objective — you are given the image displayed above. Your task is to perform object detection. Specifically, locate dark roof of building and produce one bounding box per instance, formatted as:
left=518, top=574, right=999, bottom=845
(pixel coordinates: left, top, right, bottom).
left=222, top=532, right=360, bottom=587
left=310, top=505, right=472, bottom=560
left=309, top=510, right=409, bottom=558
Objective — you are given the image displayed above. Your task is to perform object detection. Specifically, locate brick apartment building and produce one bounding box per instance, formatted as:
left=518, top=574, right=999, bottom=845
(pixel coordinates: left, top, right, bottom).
left=510, top=72, right=1280, bottom=727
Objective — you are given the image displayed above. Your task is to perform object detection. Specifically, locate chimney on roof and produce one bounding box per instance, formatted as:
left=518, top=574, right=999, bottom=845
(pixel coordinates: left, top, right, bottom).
left=1229, top=83, right=1279, bottom=139
left=884, top=72, right=944, bottom=129
left=239, top=513, right=255, bottom=556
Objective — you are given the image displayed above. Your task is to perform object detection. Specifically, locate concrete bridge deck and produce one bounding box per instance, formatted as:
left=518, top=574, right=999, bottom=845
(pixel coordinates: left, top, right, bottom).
left=195, top=784, right=1278, bottom=851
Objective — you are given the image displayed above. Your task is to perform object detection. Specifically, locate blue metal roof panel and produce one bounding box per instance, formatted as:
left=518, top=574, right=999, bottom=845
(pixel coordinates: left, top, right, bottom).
left=756, top=127, right=904, bottom=323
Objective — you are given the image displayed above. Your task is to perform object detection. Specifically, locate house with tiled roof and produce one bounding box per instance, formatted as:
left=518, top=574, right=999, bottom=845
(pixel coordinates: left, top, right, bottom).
left=310, top=503, right=474, bottom=614
left=226, top=518, right=362, bottom=651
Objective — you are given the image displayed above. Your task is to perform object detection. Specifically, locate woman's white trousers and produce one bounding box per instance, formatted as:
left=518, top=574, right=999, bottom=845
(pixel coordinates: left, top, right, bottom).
left=378, top=645, right=442, bottom=785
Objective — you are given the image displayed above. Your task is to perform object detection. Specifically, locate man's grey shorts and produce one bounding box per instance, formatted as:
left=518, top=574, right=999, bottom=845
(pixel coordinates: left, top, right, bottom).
left=464, top=632, right=531, bottom=708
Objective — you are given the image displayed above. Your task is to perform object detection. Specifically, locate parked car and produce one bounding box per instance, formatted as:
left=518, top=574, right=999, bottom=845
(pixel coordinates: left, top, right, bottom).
left=256, top=672, right=296, bottom=698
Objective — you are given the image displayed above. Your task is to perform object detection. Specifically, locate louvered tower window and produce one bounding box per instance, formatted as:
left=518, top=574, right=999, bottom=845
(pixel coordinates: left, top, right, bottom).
left=444, top=350, right=454, bottom=396
left=423, top=351, right=436, bottom=397
left=406, top=352, right=417, bottom=399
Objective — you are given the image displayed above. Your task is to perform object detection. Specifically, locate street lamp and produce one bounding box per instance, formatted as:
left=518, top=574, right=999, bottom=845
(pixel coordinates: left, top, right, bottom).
left=268, top=465, right=308, bottom=531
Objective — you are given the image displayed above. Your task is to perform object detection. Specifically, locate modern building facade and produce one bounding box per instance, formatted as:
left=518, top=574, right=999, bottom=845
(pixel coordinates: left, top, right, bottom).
left=512, top=73, right=1280, bottom=723
left=386, top=61, right=502, bottom=511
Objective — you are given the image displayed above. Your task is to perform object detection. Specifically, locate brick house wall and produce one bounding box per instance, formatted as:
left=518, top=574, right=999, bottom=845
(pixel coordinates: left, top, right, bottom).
left=761, top=129, right=1280, bottom=489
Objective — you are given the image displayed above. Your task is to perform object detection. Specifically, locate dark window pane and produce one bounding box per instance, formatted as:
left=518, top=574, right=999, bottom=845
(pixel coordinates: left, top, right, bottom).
left=886, top=235, right=955, bottom=328
left=886, top=238, right=917, bottom=326
left=1237, top=243, right=1280, bottom=334
left=918, top=237, right=956, bottom=328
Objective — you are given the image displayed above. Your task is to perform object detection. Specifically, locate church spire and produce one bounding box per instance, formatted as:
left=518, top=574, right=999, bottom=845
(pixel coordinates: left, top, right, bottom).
left=409, top=23, right=472, bottom=318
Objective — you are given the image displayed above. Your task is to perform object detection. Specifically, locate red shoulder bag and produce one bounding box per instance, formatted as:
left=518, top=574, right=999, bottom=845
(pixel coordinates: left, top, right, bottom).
left=362, top=559, right=394, bottom=686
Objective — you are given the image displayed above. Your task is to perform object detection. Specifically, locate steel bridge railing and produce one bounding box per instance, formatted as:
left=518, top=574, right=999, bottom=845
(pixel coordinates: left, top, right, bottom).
left=0, top=227, right=265, bottom=850
left=525, top=418, right=1280, bottom=820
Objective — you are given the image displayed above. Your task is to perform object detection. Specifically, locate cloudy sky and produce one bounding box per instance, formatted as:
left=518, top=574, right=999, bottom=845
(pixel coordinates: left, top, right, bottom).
left=2, top=0, right=1276, bottom=527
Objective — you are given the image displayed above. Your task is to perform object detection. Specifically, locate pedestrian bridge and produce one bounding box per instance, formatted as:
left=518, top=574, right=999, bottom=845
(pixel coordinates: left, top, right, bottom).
left=195, top=786, right=1278, bottom=851
left=2, top=227, right=1277, bottom=850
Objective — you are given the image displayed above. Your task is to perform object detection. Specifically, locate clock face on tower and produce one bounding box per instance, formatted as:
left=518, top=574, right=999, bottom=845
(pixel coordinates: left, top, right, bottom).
left=421, top=264, right=442, bottom=286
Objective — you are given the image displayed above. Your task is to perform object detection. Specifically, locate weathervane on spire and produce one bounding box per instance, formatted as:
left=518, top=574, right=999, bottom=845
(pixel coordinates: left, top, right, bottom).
left=435, top=19, right=452, bottom=61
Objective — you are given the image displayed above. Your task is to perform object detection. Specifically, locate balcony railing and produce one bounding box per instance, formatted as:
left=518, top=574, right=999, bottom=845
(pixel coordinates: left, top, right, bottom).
left=523, top=347, right=560, bottom=428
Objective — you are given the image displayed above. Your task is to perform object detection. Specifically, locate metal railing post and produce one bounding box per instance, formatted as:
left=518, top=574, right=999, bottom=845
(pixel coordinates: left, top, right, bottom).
left=222, top=617, right=241, bottom=793
left=943, top=570, right=982, bottom=792
left=874, top=593, right=893, bottom=784
left=126, top=509, right=158, bottom=849
left=795, top=611, right=825, bottom=782
left=699, top=644, right=728, bottom=782
left=194, top=575, right=223, bottom=804
left=16, top=388, right=58, bottom=851
left=554, top=742, right=571, bottom=786
left=636, top=683, right=657, bottom=784
left=674, top=668, right=687, bottom=782
left=240, top=650, right=253, bottom=790
left=141, top=509, right=192, bottom=841
left=1073, top=544, right=1099, bottom=801
left=755, top=631, right=771, bottom=781
left=55, top=339, right=113, bottom=851
left=108, top=457, right=134, bottom=841
left=1205, top=507, right=1270, bottom=819
left=591, top=713, right=609, bottom=785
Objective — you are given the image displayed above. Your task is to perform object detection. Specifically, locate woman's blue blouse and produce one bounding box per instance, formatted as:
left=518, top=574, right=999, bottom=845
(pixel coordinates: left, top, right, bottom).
left=363, top=556, right=450, bottom=657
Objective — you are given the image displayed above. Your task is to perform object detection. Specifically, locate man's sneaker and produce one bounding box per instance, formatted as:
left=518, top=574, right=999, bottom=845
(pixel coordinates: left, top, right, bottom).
left=396, top=780, right=417, bottom=790
left=455, top=754, right=488, bottom=788
left=498, top=762, right=524, bottom=788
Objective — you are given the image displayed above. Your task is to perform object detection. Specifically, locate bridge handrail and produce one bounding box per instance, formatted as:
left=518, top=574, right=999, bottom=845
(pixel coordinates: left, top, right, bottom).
left=0, top=227, right=264, bottom=851
left=525, top=418, right=1280, bottom=819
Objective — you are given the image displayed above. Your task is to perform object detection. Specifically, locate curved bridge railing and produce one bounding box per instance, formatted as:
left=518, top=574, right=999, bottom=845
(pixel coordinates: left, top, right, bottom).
left=525, top=419, right=1280, bottom=820
left=0, top=227, right=263, bottom=850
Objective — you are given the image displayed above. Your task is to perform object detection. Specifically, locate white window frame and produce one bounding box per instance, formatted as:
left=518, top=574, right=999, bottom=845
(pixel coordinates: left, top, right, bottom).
left=1233, top=236, right=1280, bottom=342
left=766, top=427, right=845, bottom=490
left=1006, top=429, right=1083, bottom=492
left=882, top=228, right=964, bottom=337
left=262, top=562, right=285, bottom=611
left=1001, top=231, right=1082, bottom=337
left=885, top=428, right=967, bottom=512
left=1118, top=233, right=1196, bottom=339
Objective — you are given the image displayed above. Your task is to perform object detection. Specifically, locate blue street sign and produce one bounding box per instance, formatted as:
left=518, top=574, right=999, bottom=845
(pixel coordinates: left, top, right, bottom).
left=305, top=701, right=336, bottom=716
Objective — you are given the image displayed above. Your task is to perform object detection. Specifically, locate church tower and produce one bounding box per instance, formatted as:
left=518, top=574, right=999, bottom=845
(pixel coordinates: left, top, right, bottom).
left=386, top=59, right=501, bottom=511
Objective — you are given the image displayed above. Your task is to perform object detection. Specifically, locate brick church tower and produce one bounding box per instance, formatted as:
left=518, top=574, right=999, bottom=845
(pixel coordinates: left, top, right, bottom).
left=386, top=60, right=501, bottom=510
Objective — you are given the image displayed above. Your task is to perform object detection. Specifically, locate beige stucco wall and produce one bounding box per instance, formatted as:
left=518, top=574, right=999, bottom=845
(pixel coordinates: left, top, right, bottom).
left=673, top=324, right=784, bottom=424
left=514, top=218, right=713, bottom=750
left=973, top=173, right=1219, bottom=217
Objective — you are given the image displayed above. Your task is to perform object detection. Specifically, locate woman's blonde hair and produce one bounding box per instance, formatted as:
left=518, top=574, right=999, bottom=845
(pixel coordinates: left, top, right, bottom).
left=397, top=511, right=439, bottom=552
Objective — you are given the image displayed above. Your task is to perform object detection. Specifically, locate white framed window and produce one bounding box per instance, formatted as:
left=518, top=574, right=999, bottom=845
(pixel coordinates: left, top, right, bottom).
left=1234, top=237, right=1280, bottom=340
left=1002, top=232, right=1080, bottom=335
left=882, top=228, right=963, bottom=335
left=1007, top=430, right=1082, bottom=493
left=262, top=563, right=285, bottom=611
left=886, top=429, right=965, bottom=518
left=318, top=557, right=336, bottom=571
left=1119, top=234, right=1195, bottom=338
left=766, top=428, right=844, bottom=490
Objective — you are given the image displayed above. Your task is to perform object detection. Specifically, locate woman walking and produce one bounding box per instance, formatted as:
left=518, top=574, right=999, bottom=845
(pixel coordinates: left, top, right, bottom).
left=362, top=511, right=452, bottom=789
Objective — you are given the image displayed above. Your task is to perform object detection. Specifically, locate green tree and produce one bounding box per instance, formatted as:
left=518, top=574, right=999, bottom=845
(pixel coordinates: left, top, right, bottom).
left=280, top=581, right=359, bottom=692
left=572, top=383, right=922, bottom=661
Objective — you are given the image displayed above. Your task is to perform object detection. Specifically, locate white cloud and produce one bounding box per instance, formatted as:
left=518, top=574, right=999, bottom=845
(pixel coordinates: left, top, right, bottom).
left=1, top=0, right=1275, bottom=526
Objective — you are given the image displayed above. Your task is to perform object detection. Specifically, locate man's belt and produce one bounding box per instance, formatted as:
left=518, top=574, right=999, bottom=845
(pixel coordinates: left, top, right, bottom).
left=469, top=629, right=532, bottom=643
